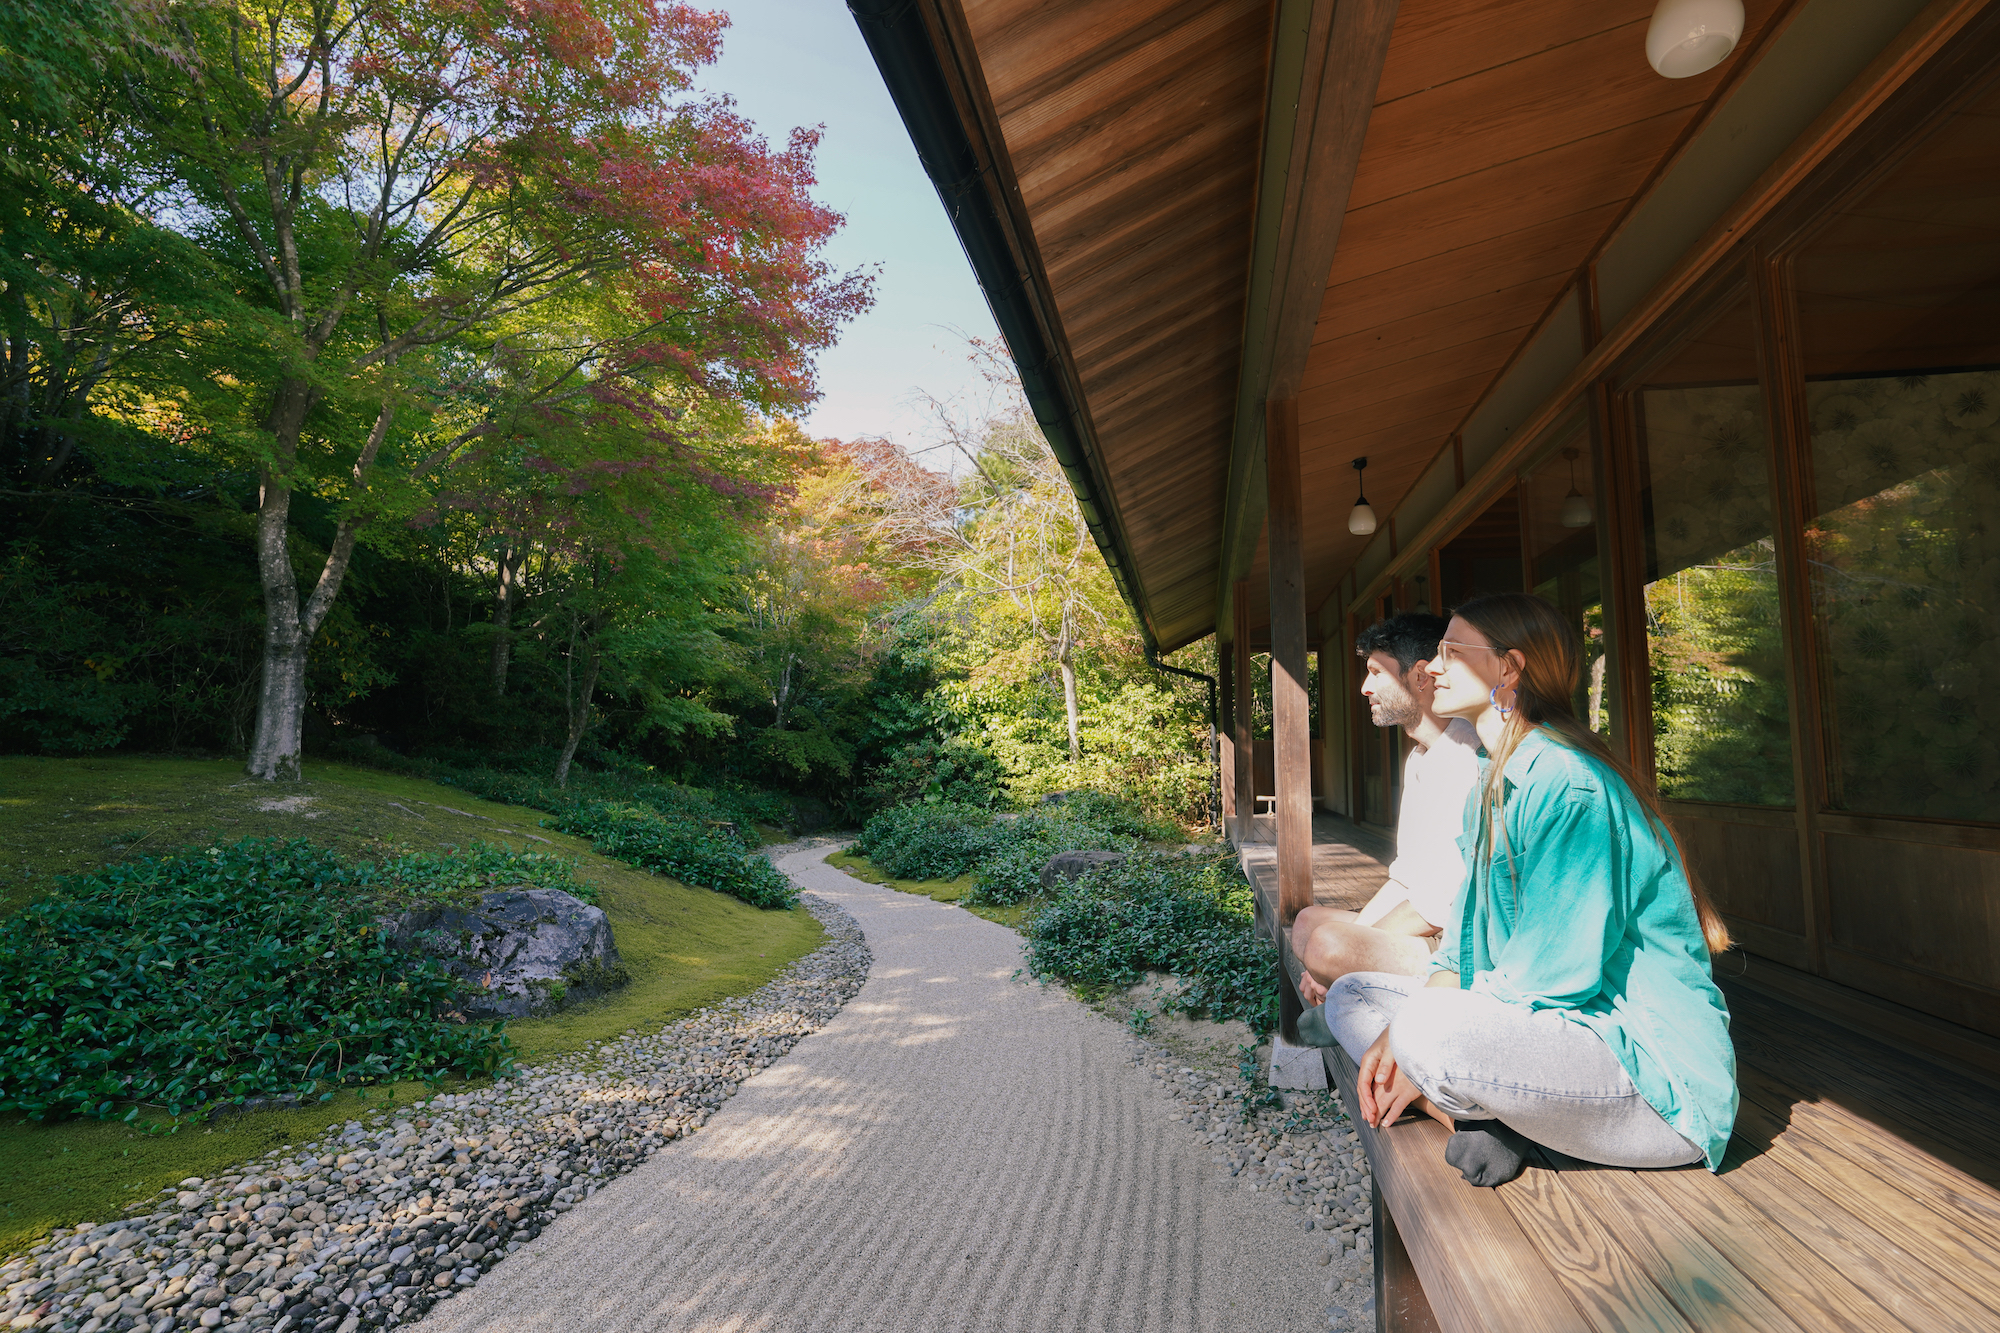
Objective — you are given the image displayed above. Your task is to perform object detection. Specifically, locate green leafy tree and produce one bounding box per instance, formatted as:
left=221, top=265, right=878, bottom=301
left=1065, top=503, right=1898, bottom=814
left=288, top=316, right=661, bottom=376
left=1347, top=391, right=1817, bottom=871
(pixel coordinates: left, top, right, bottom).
left=122, top=0, right=867, bottom=779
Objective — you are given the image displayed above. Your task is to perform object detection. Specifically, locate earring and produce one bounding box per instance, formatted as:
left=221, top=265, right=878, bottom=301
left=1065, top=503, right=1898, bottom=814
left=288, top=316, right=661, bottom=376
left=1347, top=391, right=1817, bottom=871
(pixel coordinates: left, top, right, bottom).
left=1489, top=686, right=1513, bottom=719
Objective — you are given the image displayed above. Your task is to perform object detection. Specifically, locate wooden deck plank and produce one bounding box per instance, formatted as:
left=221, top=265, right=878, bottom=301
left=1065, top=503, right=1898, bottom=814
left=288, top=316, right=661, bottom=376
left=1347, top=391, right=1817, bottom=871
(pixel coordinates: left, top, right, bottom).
left=1725, top=995, right=2000, bottom=1170
left=1709, top=1106, right=2000, bottom=1332
left=1493, top=1167, right=1697, bottom=1333
left=1555, top=1166, right=1814, bottom=1333
left=1726, top=976, right=2000, bottom=1099
left=1732, top=1064, right=2000, bottom=1260
left=1636, top=1162, right=1903, bottom=1333
left=1330, top=1051, right=1594, bottom=1333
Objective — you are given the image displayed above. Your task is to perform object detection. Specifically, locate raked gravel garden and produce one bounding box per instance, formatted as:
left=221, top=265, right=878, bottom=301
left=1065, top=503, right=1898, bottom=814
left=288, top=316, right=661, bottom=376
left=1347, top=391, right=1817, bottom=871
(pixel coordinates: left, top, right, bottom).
left=2, top=869, right=1377, bottom=1333
left=1123, top=1035, right=1378, bottom=1327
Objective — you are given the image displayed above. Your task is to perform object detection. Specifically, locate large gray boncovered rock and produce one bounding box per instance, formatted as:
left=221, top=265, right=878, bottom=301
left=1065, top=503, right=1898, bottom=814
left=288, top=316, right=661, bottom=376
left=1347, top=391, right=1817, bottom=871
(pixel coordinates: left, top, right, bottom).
left=382, top=888, right=627, bottom=1019
left=1039, top=850, right=1128, bottom=890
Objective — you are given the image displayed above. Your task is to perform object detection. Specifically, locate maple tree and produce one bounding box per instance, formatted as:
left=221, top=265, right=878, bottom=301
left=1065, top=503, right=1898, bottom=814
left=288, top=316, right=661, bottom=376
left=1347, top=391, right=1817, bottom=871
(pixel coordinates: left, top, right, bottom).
left=136, top=0, right=868, bottom=778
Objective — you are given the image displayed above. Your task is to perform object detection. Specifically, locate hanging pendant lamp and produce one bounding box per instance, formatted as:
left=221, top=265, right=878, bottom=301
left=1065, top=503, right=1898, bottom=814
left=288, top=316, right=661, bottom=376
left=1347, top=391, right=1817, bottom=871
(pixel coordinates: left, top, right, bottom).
left=1347, top=457, right=1377, bottom=536
left=1645, top=0, right=1743, bottom=78
left=1559, top=448, right=1593, bottom=528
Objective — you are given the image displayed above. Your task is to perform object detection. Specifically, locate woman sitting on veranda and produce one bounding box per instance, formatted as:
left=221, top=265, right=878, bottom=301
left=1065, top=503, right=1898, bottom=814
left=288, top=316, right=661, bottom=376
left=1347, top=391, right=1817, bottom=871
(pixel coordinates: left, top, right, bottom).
left=1321, top=592, right=1738, bottom=1186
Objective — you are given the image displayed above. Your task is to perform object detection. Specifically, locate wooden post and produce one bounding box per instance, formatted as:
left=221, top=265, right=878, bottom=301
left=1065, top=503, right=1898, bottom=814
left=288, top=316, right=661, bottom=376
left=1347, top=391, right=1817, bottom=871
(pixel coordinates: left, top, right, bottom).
left=1218, top=644, right=1237, bottom=826
left=1232, top=580, right=1256, bottom=844
left=1267, top=399, right=1313, bottom=925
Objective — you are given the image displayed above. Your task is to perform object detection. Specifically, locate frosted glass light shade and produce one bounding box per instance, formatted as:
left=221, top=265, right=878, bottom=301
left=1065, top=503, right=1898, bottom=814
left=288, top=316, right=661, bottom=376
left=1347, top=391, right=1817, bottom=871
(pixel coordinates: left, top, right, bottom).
left=1646, top=0, right=1743, bottom=78
left=1348, top=501, right=1378, bottom=536
left=1559, top=491, right=1594, bottom=528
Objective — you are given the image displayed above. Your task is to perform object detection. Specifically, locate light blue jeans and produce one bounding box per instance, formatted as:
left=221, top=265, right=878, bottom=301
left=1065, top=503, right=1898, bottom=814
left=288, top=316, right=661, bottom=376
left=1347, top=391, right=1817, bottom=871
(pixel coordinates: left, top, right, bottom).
left=1324, top=972, right=1703, bottom=1169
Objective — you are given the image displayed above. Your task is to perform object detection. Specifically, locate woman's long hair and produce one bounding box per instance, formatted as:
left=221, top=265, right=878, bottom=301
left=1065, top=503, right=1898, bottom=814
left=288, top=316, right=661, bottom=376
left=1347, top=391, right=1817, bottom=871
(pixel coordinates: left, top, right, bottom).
left=1454, top=593, right=1732, bottom=955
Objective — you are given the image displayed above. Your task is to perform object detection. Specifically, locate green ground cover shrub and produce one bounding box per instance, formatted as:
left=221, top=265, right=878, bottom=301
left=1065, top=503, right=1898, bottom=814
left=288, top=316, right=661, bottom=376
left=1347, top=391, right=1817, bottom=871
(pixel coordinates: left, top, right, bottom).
left=336, top=752, right=799, bottom=911
left=852, top=790, right=1179, bottom=897
left=1021, top=852, right=1276, bottom=1033
left=0, top=840, right=532, bottom=1124
left=966, top=813, right=1137, bottom=906
left=853, top=801, right=1000, bottom=881
left=551, top=802, right=798, bottom=911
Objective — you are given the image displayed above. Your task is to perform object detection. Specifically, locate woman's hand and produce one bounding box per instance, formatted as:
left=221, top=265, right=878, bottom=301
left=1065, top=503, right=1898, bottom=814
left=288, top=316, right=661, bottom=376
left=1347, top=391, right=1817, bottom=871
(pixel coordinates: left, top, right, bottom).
left=1356, top=1028, right=1425, bottom=1128
left=1298, top=970, right=1328, bottom=1007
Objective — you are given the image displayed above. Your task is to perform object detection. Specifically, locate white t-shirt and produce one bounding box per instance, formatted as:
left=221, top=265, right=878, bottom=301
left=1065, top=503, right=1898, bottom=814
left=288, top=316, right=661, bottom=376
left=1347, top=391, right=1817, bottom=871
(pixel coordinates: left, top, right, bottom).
left=1386, top=718, right=1482, bottom=929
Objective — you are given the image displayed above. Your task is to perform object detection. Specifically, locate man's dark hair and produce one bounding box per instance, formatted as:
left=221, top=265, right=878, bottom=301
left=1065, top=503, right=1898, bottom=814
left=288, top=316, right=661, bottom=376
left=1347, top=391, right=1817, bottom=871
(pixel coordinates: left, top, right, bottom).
left=1355, top=612, right=1449, bottom=674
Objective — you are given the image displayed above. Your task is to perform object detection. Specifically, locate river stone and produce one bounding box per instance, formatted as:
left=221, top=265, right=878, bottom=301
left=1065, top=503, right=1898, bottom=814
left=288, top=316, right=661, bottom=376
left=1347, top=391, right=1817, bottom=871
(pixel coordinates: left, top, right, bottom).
left=1038, top=850, right=1127, bottom=889
left=381, top=888, right=628, bottom=1019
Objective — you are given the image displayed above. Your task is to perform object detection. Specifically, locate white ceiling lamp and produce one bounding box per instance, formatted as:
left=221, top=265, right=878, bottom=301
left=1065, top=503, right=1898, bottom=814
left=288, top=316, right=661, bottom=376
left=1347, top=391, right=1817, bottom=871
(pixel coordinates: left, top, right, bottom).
left=1559, top=448, right=1594, bottom=528
left=1347, top=457, right=1377, bottom=536
left=1645, top=0, right=1744, bottom=78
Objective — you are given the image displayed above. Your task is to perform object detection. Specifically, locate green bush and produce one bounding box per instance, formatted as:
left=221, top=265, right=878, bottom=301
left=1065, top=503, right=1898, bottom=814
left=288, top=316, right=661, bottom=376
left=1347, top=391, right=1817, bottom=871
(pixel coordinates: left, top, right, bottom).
left=373, top=844, right=593, bottom=903
left=340, top=755, right=800, bottom=911
left=856, top=737, right=1007, bottom=812
left=550, top=802, right=798, bottom=911
left=854, top=801, right=999, bottom=881
left=0, top=840, right=523, bottom=1123
left=1038, top=789, right=1179, bottom=842
left=968, top=812, right=1136, bottom=906
left=1021, top=852, right=1276, bottom=1033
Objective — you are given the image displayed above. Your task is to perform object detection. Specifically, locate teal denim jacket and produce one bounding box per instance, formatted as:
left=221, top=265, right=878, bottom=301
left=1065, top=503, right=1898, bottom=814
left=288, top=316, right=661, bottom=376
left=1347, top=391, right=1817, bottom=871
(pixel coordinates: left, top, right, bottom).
left=1429, top=727, right=1738, bottom=1171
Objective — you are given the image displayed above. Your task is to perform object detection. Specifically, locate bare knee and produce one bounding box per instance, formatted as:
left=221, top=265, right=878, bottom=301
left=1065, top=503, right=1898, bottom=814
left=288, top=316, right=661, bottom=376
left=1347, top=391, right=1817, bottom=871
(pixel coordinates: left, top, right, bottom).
left=1301, top=919, right=1369, bottom=984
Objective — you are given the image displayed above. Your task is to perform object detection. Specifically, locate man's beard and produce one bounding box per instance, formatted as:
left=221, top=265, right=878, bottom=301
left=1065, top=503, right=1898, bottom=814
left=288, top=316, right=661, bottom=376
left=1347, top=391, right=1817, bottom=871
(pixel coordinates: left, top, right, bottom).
left=1369, top=694, right=1420, bottom=728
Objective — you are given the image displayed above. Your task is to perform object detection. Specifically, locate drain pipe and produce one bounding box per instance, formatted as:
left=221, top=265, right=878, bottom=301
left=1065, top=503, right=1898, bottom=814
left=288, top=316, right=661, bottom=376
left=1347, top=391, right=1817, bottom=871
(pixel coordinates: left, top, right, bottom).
left=1146, top=646, right=1220, bottom=833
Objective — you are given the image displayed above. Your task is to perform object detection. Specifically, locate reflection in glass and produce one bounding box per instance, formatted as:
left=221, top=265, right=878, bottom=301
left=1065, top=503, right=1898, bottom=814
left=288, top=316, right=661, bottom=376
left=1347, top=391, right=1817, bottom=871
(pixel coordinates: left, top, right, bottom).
left=1802, top=372, right=1999, bottom=820
left=1523, top=409, right=1614, bottom=739
left=1633, top=296, right=1794, bottom=805
left=1791, top=79, right=2000, bottom=824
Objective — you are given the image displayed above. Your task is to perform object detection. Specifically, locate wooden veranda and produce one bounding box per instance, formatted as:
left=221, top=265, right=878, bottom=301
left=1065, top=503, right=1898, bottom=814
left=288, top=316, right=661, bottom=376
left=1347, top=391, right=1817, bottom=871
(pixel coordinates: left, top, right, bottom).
left=855, top=0, right=2000, bottom=1326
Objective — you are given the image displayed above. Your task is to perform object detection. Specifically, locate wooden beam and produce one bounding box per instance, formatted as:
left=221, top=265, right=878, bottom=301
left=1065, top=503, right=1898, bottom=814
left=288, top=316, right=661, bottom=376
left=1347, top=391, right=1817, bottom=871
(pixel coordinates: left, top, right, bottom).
left=1752, top=251, right=1832, bottom=978
left=1232, top=581, right=1256, bottom=842
left=1267, top=399, right=1313, bottom=923
left=1215, top=0, right=1402, bottom=634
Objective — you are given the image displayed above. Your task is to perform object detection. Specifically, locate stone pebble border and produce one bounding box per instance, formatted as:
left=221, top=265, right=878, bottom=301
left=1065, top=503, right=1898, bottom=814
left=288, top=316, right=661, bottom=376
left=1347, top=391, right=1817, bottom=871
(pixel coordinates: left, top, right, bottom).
left=0, top=892, right=870, bottom=1333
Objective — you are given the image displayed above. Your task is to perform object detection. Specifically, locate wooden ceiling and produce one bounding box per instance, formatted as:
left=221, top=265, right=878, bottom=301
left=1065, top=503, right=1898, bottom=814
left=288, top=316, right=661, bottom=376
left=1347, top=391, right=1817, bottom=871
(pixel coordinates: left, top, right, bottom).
left=954, top=0, right=1789, bottom=646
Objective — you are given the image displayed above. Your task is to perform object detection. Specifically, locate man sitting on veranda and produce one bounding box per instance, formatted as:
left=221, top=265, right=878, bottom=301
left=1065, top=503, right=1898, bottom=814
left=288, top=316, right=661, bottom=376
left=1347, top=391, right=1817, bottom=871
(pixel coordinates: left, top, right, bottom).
left=1293, top=612, right=1481, bottom=1011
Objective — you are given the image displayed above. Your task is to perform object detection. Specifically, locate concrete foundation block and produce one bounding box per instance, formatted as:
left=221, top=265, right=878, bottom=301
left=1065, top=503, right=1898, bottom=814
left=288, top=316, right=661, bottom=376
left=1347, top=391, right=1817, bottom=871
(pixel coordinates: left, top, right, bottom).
left=1269, top=1032, right=1330, bottom=1090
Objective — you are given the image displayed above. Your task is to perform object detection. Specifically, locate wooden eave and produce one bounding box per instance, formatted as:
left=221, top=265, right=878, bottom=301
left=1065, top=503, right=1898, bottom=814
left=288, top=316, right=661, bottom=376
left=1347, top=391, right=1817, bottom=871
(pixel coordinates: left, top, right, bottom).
left=885, top=0, right=1798, bottom=648
left=955, top=0, right=1273, bottom=650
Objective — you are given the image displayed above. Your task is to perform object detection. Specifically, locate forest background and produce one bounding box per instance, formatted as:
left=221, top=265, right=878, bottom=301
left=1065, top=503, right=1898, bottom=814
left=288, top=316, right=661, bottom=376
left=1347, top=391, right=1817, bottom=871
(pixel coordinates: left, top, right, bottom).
left=0, top=0, right=1215, bottom=826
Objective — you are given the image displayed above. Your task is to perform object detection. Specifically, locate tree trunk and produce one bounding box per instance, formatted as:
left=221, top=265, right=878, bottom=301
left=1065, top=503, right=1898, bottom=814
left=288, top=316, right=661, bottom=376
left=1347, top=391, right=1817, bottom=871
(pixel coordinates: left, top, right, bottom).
left=244, top=386, right=390, bottom=780
left=554, top=628, right=602, bottom=788
left=490, top=546, right=524, bottom=697
left=244, top=379, right=313, bottom=781
left=1058, top=655, right=1082, bottom=765
left=771, top=652, right=794, bottom=730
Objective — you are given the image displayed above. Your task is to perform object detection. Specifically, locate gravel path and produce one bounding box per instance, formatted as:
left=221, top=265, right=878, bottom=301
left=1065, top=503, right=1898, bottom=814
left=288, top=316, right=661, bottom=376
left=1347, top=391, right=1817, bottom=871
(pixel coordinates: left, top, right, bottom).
left=412, top=842, right=1347, bottom=1333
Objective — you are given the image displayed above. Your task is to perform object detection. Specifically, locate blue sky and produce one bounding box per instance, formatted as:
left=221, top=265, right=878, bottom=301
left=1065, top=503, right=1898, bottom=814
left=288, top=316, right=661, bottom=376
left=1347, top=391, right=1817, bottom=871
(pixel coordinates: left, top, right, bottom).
left=692, top=0, right=999, bottom=454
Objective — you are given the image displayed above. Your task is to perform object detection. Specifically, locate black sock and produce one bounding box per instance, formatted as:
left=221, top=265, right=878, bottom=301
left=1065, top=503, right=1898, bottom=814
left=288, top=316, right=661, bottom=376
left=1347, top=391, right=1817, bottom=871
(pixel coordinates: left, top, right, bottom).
left=1444, top=1119, right=1535, bottom=1187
